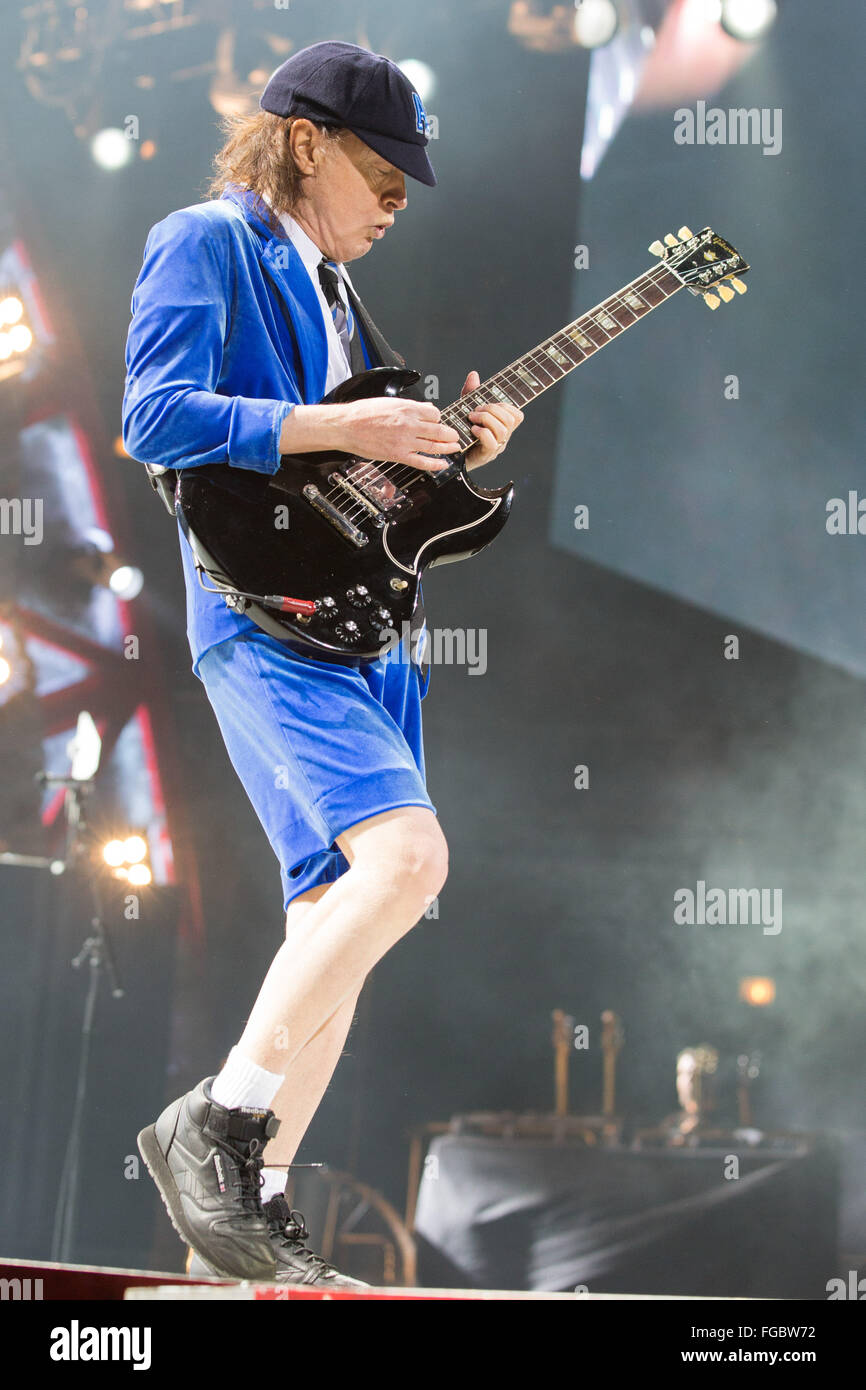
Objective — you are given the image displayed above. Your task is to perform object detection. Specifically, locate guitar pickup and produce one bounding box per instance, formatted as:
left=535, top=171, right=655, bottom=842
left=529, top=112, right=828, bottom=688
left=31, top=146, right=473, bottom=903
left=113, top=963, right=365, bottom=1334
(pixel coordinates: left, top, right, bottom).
left=329, top=471, right=387, bottom=523
left=342, top=460, right=407, bottom=513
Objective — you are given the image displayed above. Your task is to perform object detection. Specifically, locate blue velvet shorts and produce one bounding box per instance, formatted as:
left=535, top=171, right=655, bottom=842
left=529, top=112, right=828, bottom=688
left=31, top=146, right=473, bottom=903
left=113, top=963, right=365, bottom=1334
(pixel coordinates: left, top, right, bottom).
left=197, top=630, right=435, bottom=911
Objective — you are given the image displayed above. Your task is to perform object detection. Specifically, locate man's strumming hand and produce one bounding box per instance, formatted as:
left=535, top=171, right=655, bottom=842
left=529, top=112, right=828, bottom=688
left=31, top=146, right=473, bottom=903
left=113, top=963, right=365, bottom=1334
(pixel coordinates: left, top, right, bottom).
left=279, top=398, right=462, bottom=473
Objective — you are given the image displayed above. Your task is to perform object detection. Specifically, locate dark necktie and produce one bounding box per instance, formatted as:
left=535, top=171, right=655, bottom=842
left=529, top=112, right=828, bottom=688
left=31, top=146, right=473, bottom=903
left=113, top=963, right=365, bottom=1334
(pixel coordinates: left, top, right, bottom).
left=317, top=258, right=367, bottom=376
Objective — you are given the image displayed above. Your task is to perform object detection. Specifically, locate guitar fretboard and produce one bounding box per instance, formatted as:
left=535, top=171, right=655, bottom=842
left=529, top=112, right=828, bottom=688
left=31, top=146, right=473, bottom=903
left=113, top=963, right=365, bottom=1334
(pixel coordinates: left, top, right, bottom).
left=439, top=263, right=683, bottom=450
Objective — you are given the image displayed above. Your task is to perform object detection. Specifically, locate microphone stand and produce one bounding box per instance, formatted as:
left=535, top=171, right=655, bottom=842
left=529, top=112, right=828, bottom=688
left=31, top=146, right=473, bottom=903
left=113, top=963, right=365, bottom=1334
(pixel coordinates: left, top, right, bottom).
left=36, top=772, right=125, bottom=1264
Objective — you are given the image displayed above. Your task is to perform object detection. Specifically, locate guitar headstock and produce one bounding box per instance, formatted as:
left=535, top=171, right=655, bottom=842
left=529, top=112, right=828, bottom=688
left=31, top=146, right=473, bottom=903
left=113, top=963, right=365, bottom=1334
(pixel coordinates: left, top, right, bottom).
left=649, top=226, right=749, bottom=309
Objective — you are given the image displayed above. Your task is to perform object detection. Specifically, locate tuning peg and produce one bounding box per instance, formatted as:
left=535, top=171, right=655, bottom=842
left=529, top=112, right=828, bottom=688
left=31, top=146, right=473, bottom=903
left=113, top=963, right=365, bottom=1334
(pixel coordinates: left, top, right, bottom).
left=730, top=277, right=747, bottom=295
left=703, top=292, right=720, bottom=310
left=664, top=233, right=679, bottom=247
left=717, top=284, right=735, bottom=303
left=677, top=226, right=694, bottom=240
left=648, top=240, right=665, bottom=257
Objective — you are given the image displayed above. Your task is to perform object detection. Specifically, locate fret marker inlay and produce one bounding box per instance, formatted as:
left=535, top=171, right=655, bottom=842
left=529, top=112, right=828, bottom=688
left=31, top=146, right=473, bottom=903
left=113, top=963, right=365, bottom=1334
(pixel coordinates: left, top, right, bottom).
left=545, top=345, right=570, bottom=368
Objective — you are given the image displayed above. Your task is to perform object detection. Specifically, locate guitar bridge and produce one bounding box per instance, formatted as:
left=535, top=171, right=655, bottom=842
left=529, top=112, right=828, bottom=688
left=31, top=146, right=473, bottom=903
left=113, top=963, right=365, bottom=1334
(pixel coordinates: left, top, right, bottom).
left=302, top=484, right=369, bottom=548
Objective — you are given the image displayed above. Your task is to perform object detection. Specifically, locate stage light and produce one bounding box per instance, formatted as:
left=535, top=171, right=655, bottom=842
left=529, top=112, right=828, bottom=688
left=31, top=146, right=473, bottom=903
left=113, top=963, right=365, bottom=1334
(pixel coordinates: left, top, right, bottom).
left=0, top=287, right=37, bottom=381
left=123, top=835, right=147, bottom=864
left=70, top=530, right=145, bottom=602
left=0, top=296, right=23, bottom=325
left=0, top=620, right=33, bottom=702
left=396, top=59, right=436, bottom=104
left=90, top=128, right=134, bottom=171
left=102, top=832, right=152, bottom=886
left=108, top=564, right=144, bottom=601
left=68, top=711, right=102, bottom=782
left=573, top=0, right=619, bottom=49
left=719, top=0, right=778, bottom=41
left=739, top=976, right=776, bottom=1006
left=8, top=325, right=33, bottom=354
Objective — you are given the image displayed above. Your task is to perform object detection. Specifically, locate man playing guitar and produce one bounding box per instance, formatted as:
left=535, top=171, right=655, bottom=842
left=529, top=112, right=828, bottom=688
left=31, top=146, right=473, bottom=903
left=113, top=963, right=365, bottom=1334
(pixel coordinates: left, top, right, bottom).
left=123, top=41, right=523, bottom=1286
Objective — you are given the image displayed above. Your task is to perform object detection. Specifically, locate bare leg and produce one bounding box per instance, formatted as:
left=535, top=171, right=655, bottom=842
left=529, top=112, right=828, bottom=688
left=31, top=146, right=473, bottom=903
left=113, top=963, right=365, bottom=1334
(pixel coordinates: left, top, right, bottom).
left=233, top=807, right=447, bottom=1160
left=258, top=885, right=360, bottom=1167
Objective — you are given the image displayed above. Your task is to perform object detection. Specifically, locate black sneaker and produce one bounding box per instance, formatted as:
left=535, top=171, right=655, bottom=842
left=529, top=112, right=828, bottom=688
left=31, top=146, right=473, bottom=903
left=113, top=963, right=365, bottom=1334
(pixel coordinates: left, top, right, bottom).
left=188, top=1193, right=370, bottom=1288
left=137, top=1076, right=278, bottom=1281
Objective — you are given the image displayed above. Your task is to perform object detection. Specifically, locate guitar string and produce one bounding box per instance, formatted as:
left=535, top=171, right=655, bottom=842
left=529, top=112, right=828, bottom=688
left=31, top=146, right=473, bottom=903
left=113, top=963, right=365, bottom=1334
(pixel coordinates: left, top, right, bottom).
left=323, top=263, right=682, bottom=527
left=324, top=262, right=681, bottom=527
left=319, top=262, right=679, bottom=521
left=319, top=269, right=679, bottom=536
left=316, top=261, right=682, bottom=528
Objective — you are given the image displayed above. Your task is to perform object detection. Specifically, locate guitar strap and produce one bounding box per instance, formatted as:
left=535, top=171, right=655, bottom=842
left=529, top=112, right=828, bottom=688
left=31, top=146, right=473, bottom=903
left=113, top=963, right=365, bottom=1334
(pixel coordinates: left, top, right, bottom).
left=343, top=282, right=415, bottom=381
left=342, top=281, right=430, bottom=676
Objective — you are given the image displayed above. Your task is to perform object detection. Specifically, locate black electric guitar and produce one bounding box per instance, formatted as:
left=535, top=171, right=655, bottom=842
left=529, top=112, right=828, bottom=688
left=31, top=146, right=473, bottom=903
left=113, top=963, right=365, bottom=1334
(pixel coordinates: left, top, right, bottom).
left=169, top=225, right=749, bottom=661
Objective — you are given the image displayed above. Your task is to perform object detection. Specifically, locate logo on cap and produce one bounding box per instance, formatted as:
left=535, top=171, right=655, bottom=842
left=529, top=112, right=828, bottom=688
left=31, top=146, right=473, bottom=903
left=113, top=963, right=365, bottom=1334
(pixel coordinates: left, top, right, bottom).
left=412, top=92, right=430, bottom=137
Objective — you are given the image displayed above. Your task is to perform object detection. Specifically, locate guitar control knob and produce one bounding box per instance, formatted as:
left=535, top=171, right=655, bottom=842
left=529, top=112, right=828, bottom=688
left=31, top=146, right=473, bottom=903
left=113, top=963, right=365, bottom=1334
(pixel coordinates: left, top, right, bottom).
left=334, top=620, right=361, bottom=643
left=318, top=596, right=337, bottom=617
left=373, top=607, right=392, bottom=626
left=346, top=585, right=372, bottom=608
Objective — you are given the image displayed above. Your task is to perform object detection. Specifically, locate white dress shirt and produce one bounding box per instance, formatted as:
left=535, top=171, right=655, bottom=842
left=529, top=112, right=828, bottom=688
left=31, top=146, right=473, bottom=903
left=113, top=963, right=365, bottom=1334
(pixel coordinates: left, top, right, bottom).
left=270, top=205, right=357, bottom=397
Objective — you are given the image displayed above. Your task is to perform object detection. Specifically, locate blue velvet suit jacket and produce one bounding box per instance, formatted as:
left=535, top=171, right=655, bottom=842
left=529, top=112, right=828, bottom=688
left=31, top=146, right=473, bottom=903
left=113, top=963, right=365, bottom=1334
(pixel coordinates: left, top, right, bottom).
left=121, top=186, right=379, bottom=672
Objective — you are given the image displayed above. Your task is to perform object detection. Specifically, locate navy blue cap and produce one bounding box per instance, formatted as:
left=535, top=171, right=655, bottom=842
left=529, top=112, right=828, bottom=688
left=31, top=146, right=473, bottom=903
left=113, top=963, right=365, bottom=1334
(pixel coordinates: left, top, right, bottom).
left=260, top=41, right=436, bottom=187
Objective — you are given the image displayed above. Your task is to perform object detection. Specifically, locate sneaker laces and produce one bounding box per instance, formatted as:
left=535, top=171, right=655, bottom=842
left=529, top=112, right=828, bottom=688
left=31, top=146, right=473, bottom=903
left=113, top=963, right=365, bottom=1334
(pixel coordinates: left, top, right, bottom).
left=265, top=1196, right=335, bottom=1281
left=219, top=1135, right=267, bottom=1215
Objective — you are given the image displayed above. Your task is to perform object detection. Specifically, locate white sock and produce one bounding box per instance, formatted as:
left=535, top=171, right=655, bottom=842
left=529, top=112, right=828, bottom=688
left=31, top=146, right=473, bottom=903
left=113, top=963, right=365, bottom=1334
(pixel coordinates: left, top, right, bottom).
left=210, top=1046, right=284, bottom=1111
left=260, top=1167, right=289, bottom=1202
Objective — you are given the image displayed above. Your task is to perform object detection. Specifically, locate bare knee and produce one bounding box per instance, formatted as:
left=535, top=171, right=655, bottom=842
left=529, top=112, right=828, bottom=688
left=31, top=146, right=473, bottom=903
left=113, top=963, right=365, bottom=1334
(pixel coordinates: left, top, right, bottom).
left=339, top=808, right=448, bottom=909
left=390, top=820, right=449, bottom=904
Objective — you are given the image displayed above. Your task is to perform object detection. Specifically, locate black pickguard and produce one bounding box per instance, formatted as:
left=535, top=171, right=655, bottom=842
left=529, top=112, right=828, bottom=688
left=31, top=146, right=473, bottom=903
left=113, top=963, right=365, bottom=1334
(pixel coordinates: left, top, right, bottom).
left=175, top=367, right=514, bottom=661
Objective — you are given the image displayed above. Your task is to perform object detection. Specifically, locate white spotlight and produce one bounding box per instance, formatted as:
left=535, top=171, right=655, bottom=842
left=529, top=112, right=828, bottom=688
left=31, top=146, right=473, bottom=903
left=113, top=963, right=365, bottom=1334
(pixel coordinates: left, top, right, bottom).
left=719, top=0, right=778, bottom=41
left=396, top=59, right=436, bottom=104
left=0, top=297, right=23, bottom=326
left=123, top=835, right=148, bottom=864
left=573, top=0, right=619, bottom=49
left=90, top=128, right=135, bottom=171
left=68, top=711, right=102, bottom=782
left=8, top=325, right=33, bottom=354
left=108, top=564, right=144, bottom=600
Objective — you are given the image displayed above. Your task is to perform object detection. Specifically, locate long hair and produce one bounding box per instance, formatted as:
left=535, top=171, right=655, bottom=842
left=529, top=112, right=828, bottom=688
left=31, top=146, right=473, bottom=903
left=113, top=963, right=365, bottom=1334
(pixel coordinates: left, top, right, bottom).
left=207, top=111, right=345, bottom=230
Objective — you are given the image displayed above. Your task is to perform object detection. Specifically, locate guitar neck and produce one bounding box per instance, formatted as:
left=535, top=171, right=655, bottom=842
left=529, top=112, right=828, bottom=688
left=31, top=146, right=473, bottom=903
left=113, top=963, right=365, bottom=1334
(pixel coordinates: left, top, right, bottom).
left=440, top=262, right=683, bottom=449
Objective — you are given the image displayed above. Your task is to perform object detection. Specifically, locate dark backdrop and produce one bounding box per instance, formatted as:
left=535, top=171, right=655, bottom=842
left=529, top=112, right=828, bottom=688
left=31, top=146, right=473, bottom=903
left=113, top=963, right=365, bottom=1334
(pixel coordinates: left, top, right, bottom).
left=0, top=0, right=864, bottom=1276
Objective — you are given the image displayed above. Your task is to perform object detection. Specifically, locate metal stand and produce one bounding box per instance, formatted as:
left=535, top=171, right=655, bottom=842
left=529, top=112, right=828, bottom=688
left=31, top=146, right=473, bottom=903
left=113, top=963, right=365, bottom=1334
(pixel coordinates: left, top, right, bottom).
left=33, top=773, right=125, bottom=1264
